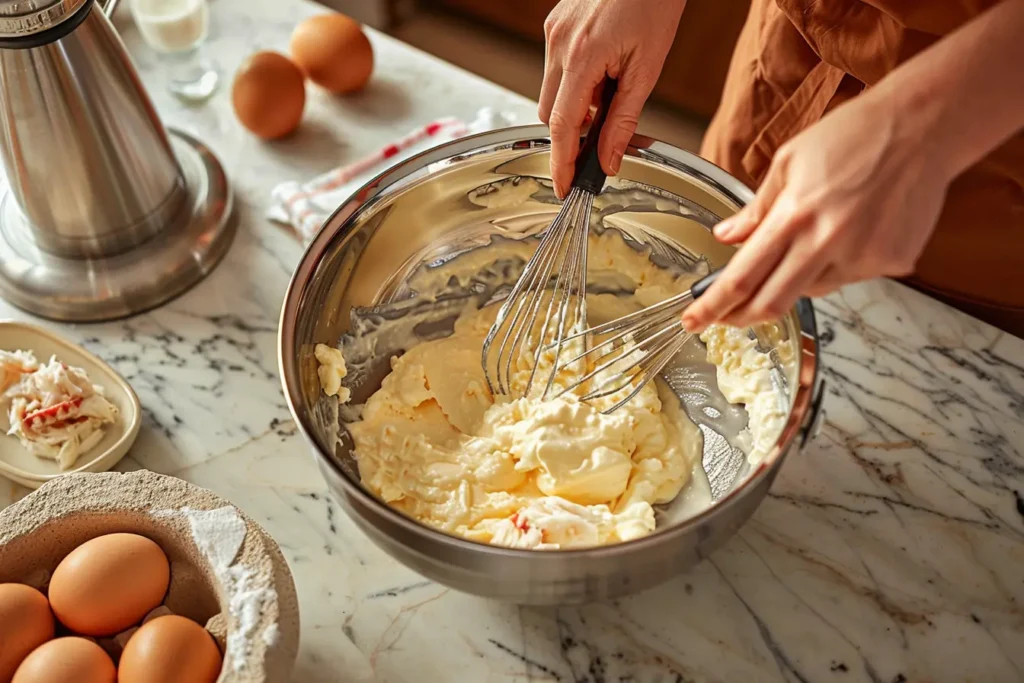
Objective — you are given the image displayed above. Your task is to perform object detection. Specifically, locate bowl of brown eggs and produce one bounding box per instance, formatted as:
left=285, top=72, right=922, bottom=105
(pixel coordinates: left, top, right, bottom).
left=0, top=470, right=299, bottom=683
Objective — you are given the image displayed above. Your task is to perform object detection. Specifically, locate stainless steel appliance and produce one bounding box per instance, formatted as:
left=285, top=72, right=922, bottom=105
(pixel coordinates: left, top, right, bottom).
left=279, top=126, right=827, bottom=604
left=0, top=0, right=233, bottom=321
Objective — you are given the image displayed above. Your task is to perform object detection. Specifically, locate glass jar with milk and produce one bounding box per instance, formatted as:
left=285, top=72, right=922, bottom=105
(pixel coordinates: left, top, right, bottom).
left=129, top=0, right=218, bottom=101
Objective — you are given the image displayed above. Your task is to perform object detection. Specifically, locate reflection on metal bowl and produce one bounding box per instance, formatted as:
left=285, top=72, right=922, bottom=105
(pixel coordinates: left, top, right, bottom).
left=279, top=125, right=825, bottom=605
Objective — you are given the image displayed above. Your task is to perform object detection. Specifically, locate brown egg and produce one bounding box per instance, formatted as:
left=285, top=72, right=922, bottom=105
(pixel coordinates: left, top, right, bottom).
left=290, top=14, right=374, bottom=94
left=0, top=583, right=54, bottom=682
left=12, top=637, right=114, bottom=683
left=118, top=615, right=222, bottom=683
left=48, top=533, right=170, bottom=637
left=232, top=51, right=306, bottom=140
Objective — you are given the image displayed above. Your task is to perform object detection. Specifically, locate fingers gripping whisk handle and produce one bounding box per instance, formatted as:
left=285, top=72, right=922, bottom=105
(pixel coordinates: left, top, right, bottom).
left=572, top=78, right=619, bottom=195
left=690, top=268, right=721, bottom=301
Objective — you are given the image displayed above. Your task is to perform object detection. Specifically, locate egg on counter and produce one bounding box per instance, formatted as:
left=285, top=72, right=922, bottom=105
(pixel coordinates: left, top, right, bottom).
left=11, top=637, right=115, bottom=683
left=118, top=615, right=222, bottom=683
left=0, top=583, right=54, bottom=682
left=47, top=533, right=170, bottom=637
left=290, top=13, right=374, bottom=94
left=232, top=51, right=306, bottom=140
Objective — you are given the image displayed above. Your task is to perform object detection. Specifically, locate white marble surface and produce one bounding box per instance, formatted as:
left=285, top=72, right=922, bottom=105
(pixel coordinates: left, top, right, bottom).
left=2, top=1, right=1024, bottom=681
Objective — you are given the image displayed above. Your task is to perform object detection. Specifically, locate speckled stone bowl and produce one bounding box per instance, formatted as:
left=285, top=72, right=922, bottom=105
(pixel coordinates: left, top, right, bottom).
left=0, top=470, right=299, bottom=682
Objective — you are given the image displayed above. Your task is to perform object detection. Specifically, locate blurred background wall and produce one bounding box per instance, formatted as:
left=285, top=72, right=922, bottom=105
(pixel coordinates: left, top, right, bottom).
left=319, top=0, right=754, bottom=153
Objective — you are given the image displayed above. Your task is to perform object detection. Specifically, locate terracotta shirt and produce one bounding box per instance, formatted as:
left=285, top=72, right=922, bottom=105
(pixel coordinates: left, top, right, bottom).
left=701, top=0, right=1024, bottom=334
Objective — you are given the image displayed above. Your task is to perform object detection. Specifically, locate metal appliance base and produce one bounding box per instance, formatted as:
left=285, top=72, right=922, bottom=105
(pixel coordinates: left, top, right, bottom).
left=0, top=129, right=234, bottom=322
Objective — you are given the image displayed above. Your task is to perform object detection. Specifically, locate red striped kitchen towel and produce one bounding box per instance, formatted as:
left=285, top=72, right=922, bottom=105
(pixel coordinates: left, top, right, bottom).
left=268, top=108, right=517, bottom=241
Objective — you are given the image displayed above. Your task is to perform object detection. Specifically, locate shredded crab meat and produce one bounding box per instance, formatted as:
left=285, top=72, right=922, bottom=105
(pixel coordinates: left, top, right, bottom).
left=1, top=351, right=118, bottom=470
left=0, top=349, right=39, bottom=393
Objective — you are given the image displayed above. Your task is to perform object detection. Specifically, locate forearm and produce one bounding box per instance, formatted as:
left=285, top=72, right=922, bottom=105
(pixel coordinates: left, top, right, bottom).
left=870, top=0, right=1024, bottom=181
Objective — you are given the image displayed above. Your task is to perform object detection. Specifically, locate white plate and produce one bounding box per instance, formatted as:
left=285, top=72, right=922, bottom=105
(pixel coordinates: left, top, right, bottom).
left=0, top=321, right=141, bottom=489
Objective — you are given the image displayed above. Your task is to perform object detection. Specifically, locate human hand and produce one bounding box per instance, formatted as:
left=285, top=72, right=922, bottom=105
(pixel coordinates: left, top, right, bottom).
left=539, top=0, right=685, bottom=198
left=681, top=92, right=953, bottom=334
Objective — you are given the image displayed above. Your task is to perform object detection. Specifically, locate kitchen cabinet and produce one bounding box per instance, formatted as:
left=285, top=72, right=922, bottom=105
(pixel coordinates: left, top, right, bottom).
left=428, top=0, right=751, bottom=120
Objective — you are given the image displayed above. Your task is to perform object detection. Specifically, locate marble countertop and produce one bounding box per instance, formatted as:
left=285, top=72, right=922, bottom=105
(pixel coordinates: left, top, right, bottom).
left=2, top=1, right=1023, bottom=681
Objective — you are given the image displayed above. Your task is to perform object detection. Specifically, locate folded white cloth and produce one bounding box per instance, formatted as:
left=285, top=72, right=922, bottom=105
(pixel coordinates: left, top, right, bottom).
left=268, top=108, right=518, bottom=241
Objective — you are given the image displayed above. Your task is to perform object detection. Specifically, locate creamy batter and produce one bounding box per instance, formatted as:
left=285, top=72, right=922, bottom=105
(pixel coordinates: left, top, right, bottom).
left=313, top=343, right=350, bottom=403
left=317, top=230, right=792, bottom=550
left=700, top=325, right=793, bottom=464
left=345, top=301, right=698, bottom=549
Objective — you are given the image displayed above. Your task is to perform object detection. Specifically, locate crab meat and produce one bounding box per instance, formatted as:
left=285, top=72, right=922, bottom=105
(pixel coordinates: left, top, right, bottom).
left=510, top=512, right=531, bottom=533
left=1, top=351, right=118, bottom=469
left=21, top=396, right=83, bottom=432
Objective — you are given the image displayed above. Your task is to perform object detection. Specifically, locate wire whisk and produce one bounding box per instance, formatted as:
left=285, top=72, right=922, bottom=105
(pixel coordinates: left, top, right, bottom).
left=482, top=78, right=618, bottom=400
left=549, top=269, right=721, bottom=413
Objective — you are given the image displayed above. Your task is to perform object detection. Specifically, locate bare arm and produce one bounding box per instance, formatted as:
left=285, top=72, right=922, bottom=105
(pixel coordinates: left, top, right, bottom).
left=681, top=0, right=1024, bottom=334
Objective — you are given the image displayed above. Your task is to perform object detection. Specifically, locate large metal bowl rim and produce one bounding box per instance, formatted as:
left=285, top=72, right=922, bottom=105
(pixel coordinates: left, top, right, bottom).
left=279, top=124, right=820, bottom=560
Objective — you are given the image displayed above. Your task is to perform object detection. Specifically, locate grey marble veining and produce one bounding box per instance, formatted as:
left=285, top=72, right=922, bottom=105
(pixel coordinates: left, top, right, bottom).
left=0, top=1, right=1021, bottom=681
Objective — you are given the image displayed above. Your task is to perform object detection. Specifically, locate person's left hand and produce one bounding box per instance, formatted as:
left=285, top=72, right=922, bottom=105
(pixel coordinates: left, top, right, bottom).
left=680, top=90, right=954, bottom=334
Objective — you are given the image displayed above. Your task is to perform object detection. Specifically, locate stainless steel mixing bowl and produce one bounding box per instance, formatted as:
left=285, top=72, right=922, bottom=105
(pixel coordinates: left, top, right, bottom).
left=279, top=125, right=826, bottom=605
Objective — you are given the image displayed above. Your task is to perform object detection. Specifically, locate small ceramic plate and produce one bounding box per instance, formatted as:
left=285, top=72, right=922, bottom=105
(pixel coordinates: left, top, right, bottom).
left=0, top=321, right=141, bottom=489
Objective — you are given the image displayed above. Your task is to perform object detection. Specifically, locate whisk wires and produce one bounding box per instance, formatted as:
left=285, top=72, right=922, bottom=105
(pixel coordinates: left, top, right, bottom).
left=482, top=187, right=593, bottom=400
left=481, top=76, right=618, bottom=402
left=548, top=269, right=721, bottom=413
left=550, top=290, right=695, bottom=413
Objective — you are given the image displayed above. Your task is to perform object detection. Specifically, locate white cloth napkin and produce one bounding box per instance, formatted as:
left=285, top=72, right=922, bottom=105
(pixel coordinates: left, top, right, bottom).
left=268, top=108, right=518, bottom=241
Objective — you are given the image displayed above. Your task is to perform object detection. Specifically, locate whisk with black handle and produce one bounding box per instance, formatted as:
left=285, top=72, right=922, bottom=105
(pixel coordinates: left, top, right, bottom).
left=482, top=78, right=619, bottom=400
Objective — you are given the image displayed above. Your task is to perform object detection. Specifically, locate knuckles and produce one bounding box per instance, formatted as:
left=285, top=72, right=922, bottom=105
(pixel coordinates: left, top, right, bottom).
left=612, top=113, right=640, bottom=131
left=721, top=273, right=756, bottom=299
left=623, top=63, right=658, bottom=94
left=745, top=300, right=787, bottom=324
left=564, top=39, right=593, bottom=70
left=543, top=12, right=562, bottom=39
left=771, top=143, right=796, bottom=170
left=807, top=219, right=842, bottom=252
left=547, top=110, right=573, bottom=136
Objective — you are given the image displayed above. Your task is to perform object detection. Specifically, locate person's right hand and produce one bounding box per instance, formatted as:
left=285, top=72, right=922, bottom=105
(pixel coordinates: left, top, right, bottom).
left=540, top=0, right=686, bottom=197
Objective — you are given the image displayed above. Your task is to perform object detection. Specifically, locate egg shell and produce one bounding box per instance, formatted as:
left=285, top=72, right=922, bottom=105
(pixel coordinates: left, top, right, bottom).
left=47, top=533, right=169, bottom=637
left=118, top=615, right=222, bottom=683
left=232, top=51, right=306, bottom=140
left=290, top=13, right=374, bottom=94
left=0, top=583, right=54, bottom=683
left=11, top=637, right=114, bottom=683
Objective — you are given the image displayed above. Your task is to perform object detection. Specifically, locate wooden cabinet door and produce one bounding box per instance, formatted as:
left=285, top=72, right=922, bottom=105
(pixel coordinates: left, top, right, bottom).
left=430, top=0, right=554, bottom=42
left=656, top=0, right=749, bottom=119
left=429, top=0, right=750, bottom=119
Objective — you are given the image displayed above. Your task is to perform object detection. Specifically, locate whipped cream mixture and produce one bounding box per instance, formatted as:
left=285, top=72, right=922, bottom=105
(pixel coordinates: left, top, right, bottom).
left=314, top=344, right=351, bottom=403
left=345, top=300, right=697, bottom=549
left=317, top=230, right=792, bottom=550
left=0, top=350, right=119, bottom=469
left=700, top=325, right=793, bottom=464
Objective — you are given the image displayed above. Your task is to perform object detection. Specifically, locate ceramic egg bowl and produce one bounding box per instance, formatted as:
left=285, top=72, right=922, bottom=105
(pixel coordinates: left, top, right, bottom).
left=0, top=470, right=299, bottom=682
